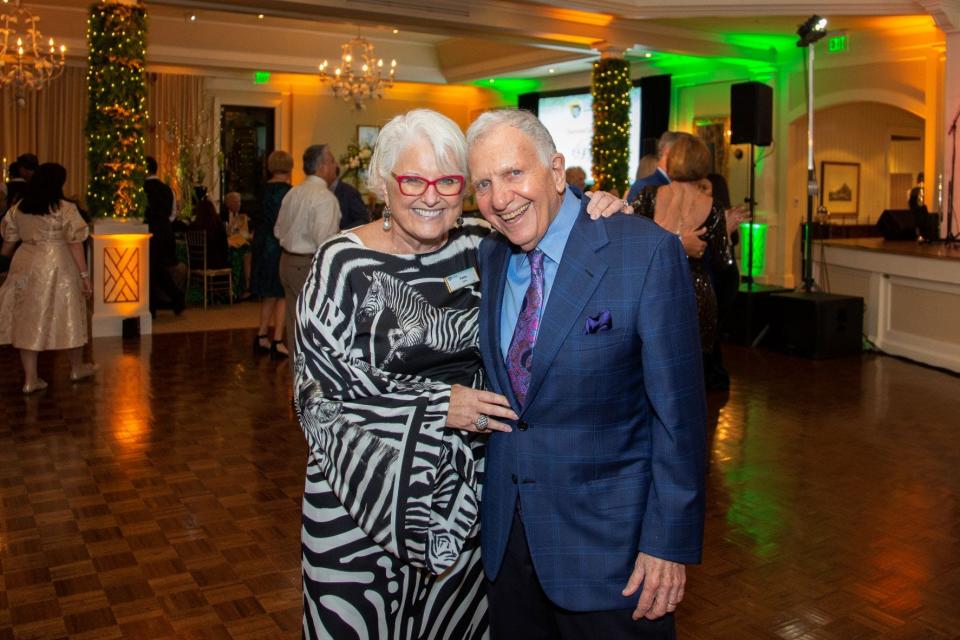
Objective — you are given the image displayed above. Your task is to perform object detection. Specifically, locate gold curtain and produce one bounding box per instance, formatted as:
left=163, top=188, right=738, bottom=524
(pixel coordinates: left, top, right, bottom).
left=1, top=67, right=206, bottom=209
left=1, top=66, right=89, bottom=202
left=146, top=72, right=208, bottom=202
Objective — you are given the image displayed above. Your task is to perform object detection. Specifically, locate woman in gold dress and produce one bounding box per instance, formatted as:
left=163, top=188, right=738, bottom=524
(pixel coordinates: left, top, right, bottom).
left=0, top=163, right=98, bottom=393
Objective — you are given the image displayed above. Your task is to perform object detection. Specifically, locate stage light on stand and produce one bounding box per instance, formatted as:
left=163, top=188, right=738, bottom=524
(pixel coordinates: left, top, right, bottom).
left=797, top=15, right=827, bottom=47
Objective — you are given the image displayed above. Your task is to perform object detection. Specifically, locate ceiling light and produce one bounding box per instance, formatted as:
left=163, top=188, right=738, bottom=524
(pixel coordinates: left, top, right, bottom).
left=644, top=52, right=653, bottom=58
left=318, top=37, right=396, bottom=110
left=188, top=13, right=196, bottom=21
left=549, top=68, right=555, bottom=74
left=0, top=0, right=67, bottom=107
left=257, top=13, right=264, bottom=19
left=392, top=28, right=398, bottom=34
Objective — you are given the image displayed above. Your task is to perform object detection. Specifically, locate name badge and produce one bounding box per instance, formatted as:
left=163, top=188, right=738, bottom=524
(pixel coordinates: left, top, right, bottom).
left=445, top=267, right=480, bottom=292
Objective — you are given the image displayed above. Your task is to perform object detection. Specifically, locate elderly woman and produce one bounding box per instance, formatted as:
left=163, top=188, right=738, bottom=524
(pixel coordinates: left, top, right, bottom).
left=251, top=151, right=292, bottom=356
left=294, top=109, right=622, bottom=638
left=631, top=132, right=731, bottom=367
left=223, top=191, right=253, bottom=299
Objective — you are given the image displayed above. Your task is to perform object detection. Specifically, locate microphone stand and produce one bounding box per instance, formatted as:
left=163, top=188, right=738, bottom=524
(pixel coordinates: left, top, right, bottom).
left=945, top=105, right=960, bottom=245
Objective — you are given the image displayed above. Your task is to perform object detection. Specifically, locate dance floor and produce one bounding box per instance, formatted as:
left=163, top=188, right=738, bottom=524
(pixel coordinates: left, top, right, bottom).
left=1, top=331, right=959, bottom=639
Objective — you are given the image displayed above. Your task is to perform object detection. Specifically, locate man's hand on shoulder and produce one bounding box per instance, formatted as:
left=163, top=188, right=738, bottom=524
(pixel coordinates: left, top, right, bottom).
left=622, top=552, right=686, bottom=620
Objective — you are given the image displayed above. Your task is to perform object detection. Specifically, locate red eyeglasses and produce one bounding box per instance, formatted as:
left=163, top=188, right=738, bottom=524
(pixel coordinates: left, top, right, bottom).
left=391, top=173, right=465, bottom=197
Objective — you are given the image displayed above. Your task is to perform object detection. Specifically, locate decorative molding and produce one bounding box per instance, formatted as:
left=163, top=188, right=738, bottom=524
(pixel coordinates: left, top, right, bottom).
left=103, top=247, right=141, bottom=303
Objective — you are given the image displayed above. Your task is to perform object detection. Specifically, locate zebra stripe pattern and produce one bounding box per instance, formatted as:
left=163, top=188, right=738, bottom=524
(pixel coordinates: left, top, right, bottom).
left=295, top=220, right=490, bottom=639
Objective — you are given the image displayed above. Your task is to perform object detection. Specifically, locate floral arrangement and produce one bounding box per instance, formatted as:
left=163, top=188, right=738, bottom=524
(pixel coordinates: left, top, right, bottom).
left=339, top=143, right=373, bottom=186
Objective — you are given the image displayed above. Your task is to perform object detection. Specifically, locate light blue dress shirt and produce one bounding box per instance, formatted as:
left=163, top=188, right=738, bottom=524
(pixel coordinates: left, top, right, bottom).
left=499, top=187, right=581, bottom=360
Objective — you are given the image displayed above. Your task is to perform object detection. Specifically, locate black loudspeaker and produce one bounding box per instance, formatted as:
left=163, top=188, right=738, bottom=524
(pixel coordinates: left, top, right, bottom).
left=730, top=82, right=773, bottom=147
left=876, top=209, right=917, bottom=240
left=728, top=283, right=792, bottom=345
left=768, top=292, right=864, bottom=359
left=640, top=74, right=671, bottom=156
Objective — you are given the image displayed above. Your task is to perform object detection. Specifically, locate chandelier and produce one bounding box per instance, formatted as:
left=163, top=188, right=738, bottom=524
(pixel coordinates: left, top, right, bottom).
left=318, top=37, right=396, bottom=110
left=0, top=0, right=66, bottom=106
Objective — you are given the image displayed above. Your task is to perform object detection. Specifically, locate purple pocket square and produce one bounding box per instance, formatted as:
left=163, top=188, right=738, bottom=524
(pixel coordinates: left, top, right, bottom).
left=584, top=310, right=613, bottom=334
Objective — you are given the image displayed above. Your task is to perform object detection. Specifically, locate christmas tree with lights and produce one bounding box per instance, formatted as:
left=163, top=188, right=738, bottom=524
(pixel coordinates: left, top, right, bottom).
left=591, top=58, right=631, bottom=194
left=85, top=1, right=148, bottom=219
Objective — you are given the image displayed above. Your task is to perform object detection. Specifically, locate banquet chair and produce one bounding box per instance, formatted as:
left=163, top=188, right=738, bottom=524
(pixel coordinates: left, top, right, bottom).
left=185, top=230, right=233, bottom=309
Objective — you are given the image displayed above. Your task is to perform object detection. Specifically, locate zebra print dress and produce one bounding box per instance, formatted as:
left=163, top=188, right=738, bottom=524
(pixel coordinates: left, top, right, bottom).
left=294, top=219, right=490, bottom=640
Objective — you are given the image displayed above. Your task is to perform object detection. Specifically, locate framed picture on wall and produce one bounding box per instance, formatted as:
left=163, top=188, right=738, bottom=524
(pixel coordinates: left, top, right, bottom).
left=820, top=161, right=860, bottom=216
left=357, top=125, right=380, bottom=149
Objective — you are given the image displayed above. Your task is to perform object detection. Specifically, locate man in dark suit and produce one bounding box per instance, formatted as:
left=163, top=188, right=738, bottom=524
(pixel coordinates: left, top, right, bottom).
left=144, top=156, right=185, bottom=315
left=467, top=110, right=706, bottom=639
left=626, top=131, right=678, bottom=202
left=331, top=165, right=370, bottom=230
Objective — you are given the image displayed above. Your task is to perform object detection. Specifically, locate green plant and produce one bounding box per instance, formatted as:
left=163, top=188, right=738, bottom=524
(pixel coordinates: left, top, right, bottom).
left=591, top=58, right=631, bottom=195
left=85, top=2, right=148, bottom=218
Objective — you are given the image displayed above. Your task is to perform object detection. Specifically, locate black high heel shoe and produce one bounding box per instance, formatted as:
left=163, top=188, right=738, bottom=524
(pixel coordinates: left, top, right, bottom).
left=270, top=340, right=289, bottom=360
left=253, top=334, right=270, bottom=353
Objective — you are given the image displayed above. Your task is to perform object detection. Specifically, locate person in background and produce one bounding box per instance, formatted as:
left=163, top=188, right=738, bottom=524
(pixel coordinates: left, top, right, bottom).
left=633, top=133, right=731, bottom=391
left=626, top=132, right=678, bottom=202
left=565, top=165, right=587, bottom=193
left=144, top=156, right=185, bottom=316
left=705, top=173, right=742, bottom=390
left=189, top=198, right=230, bottom=269
left=224, top=191, right=253, bottom=299
left=4, top=161, right=25, bottom=214
left=251, top=151, right=293, bottom=357
left=274, top=144, right=340, bottom=378
left=0, top=163, right=98, bottom=393
left=331, top=164, right=370, bottom=230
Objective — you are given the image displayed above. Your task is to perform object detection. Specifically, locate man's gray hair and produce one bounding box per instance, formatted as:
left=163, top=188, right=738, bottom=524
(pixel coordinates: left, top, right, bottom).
left=303, top=144, right=329, bottom=176
left=466, top=109, right=556, bottom=168
left=657, top=131, right=680, bottom=159
left=366, top=109, right=467, bottom=199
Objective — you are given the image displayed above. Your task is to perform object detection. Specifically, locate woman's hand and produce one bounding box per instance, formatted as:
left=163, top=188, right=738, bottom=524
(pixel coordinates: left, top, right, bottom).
left=585, top=191, right=633, bottom=219
left=446, top=384, right=517, bottom=433
left=80, top=274, right=93, bottom=298
left=725, top=205, right=749, bottom=234
left=679, top=230, right=707, bottom=259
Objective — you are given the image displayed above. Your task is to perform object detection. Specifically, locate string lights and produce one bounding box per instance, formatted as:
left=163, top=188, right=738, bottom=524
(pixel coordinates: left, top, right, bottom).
left=591, top=58, right=631, bottom=194
left=84, top=1, right=147, bottom=219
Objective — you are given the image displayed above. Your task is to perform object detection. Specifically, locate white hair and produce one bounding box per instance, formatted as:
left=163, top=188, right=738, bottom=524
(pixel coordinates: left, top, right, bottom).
left=366, top=109, right=467, bottom=199
left=466, top=109, right=556, bottom=168
left=225, top=191, right=241, bottom=206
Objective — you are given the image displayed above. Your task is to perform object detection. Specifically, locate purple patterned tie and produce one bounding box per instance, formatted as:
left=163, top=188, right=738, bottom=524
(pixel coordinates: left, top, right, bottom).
left=507, top=249, right=545, bottom=406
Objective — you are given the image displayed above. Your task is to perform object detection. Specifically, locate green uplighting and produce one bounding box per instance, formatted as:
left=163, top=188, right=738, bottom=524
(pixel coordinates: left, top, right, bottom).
left=739, top=222, right=768, bottom=278
left=471, top=77, right=541, bottom=103
left=254, top=70, right=270, bottom=84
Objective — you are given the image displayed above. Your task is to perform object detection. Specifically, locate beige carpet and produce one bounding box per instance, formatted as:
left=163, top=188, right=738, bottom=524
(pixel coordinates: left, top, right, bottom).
left=152, top=300, right=262, bottom=334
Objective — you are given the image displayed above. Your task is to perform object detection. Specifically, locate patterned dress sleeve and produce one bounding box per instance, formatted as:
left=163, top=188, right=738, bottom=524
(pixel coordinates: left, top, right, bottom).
left=62, top=203, right=90, bottom=243
left=293, top=241, right=480, bottom=576
left=1, top=210, right=20, bottom=242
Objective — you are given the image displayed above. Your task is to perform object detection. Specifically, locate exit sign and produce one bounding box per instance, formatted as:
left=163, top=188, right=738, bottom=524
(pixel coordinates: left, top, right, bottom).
left=254, top=70, right=270, bottom=84
left=828, top=34, right=848, bottom=53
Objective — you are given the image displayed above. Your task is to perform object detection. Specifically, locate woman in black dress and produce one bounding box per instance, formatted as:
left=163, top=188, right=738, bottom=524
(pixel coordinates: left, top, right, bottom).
left=250, top=150, right=293, bottom=357
left=631, top=133, right=731, bottom=372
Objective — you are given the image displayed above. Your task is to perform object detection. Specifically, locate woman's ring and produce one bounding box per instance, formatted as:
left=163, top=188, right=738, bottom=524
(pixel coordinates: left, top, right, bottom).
left=475, top=415, right=489, bottom=432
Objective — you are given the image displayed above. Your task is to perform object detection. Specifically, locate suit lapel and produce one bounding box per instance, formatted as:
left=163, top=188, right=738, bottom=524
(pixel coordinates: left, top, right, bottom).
left=524, top=205, right=609, bottom=408
left=481, top=236, right=519, bottom=409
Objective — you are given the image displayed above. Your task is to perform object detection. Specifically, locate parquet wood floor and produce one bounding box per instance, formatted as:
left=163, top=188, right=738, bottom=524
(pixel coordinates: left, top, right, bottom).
left=2, top=332, right=959, bottom=639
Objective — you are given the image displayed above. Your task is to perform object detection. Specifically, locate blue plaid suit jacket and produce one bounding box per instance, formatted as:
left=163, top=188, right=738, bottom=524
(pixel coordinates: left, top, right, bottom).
left=478, top=198, right=707, bottom=612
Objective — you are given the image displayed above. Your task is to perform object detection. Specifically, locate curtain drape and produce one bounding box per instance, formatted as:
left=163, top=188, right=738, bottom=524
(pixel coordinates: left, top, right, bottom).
left=1, top=67, right=206, bottom=211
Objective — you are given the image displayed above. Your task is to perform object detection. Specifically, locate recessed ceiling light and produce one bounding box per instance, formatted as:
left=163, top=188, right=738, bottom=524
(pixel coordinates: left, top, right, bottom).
left=488, top=78, right=495, bottom=83
left=189, top=13, right=197, bottom=21
left=392, top=28, right=399, bottom=34
left=258, top=13, right=264, bottom=19
left=549, top=68, right=555, bottom=73
left=644, top=52, right=652, bottom=58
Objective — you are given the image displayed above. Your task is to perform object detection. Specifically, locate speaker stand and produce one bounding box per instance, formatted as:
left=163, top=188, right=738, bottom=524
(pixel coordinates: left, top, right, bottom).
left=801, top=40, right=819, bottom=292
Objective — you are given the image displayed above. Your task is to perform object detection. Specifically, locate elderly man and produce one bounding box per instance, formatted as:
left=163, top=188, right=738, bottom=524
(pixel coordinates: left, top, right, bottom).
left=626, top=131, right=678, bottom=203
left=564, top=165, right=587, bottom=193
left=467, top=109, right=706, bottom=639
left=274, top=144, right=340, bottom=367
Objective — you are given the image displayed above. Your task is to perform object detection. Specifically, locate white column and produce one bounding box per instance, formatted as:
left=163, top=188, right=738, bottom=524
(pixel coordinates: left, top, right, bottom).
left=942, top=29, right=960, bottom=237
left=91, top=219, right=152, bottom=337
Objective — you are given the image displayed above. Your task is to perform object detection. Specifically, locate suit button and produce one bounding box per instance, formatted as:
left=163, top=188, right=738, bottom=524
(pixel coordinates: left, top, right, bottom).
left=518, top=420, right=529, bottom=431
left=511, top=474, right=518, bottom=484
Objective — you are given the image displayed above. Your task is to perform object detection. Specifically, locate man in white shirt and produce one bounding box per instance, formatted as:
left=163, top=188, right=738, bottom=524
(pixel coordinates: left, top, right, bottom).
left=274, top=144, right=341, bottom=371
